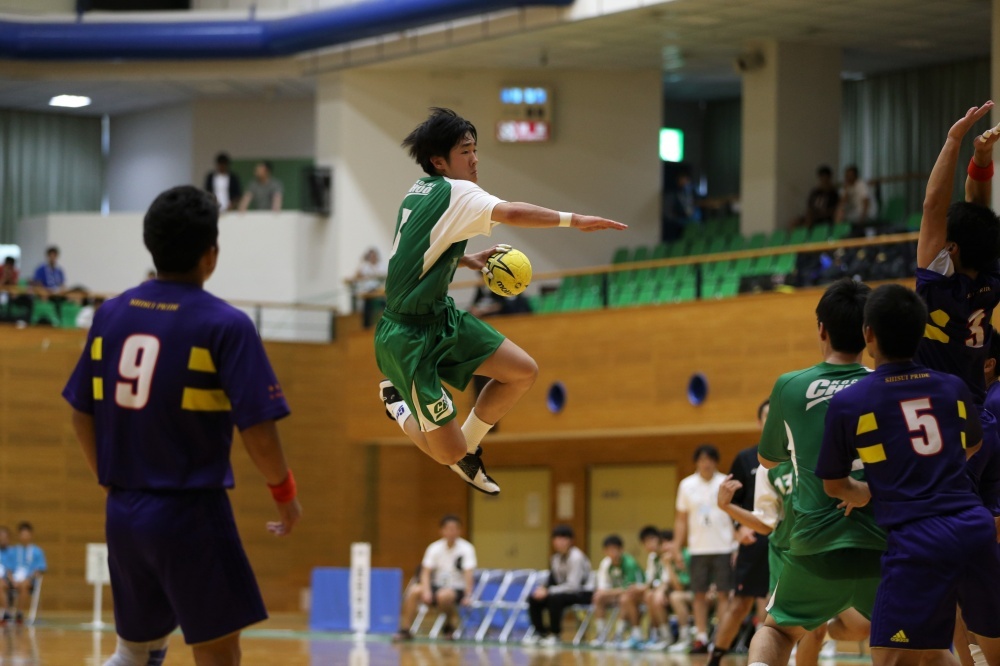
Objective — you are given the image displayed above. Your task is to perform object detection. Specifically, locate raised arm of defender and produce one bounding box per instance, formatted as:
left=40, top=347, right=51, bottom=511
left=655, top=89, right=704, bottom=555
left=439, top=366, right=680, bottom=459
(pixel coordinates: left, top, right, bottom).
left=918, top=101, right=993, bottom=269
left=491, top=202, right=628, bottom=232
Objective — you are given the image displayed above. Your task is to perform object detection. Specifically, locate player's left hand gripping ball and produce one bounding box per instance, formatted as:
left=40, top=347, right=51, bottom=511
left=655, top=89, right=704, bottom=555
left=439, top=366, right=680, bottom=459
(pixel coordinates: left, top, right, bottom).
left=482, top=248, right=532, bottom=297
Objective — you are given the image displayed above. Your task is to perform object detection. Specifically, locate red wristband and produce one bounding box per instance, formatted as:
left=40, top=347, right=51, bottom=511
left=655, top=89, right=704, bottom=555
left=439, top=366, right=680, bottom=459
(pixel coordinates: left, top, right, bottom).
left=968, top=157, right=994, bottom=182
left=268, top=469, right=297, bottom=503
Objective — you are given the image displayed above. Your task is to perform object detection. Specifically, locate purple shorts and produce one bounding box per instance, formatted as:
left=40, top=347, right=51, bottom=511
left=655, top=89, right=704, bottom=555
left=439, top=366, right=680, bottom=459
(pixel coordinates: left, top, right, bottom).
left=871, top=506, right=1000, bottom=650
left=106, top=488, right=268, bottom=644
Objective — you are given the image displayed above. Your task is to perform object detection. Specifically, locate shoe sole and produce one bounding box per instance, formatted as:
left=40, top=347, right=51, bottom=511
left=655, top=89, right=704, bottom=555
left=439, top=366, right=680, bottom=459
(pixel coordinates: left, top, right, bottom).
left=462, top=478, right=501, bottom=496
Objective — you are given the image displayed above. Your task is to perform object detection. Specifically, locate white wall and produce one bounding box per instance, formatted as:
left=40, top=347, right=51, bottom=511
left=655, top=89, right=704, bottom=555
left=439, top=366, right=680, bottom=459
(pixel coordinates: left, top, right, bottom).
left=190, top=98, right=316, bottom=182
left=315, top=67, right=662, bottom=310
left=108, top=104, right=195, bottom=213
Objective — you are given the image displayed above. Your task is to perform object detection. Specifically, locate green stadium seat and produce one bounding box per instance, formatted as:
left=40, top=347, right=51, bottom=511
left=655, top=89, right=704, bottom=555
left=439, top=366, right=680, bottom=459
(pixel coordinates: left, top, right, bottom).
left=808, top=223, right=831, bottom=243
left=688, top=238, right=708, bottom=256
left=749, top=255, right=776, bottom=276
left=721, top=217, right=740, bottom=236
left=788, top=227, right=809, bottom=245
left=831, top=222, right=852, bottom=240
left=667, top=240, right=689, bottom=258
left=727, top=235, right=746, bottom=252
left=766, top=229, right=788, bottom=247
left=632, top=246, right=651, bottom=263
left=651, top=243, right=669, bottom=260
left=610, top=247, right=630, bottom=264
left=31, top=300, right=59, bottom=326
left=635, top=282, right=658, bottom=305
left=560, top=275, right=580, bottom=290
left=774, top=253, right=797, bottom=275
left=60, top=302, right=82, bottom=328
left=746, top=232, right=767, bottom=250
left=733, top=257, right=753, bottom=277
left=676, top=279, right=697, bottom=302
left=702, top=278, right=721, bottom=299
left=682, top=224, right=704, bottom=241
left=881, top=196, right=906, bottom=225
left=707, top=236, right=728, bottom=254
left=580, top=291, right=603, bottom=310
left=580, top=273, right=603, bottom=290
left=719, top=275, right=740, bottom=298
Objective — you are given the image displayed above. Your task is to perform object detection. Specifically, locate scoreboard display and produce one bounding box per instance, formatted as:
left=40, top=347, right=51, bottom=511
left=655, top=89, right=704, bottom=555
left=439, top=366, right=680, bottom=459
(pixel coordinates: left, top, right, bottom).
left=496, top=86, right=552, bottom=143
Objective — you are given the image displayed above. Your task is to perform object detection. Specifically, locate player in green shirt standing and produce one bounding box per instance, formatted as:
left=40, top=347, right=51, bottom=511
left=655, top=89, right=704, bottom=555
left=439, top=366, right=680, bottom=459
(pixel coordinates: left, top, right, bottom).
left=376, top=109, right=625, bottom=495
left=747, top=278, right=887, bottom=666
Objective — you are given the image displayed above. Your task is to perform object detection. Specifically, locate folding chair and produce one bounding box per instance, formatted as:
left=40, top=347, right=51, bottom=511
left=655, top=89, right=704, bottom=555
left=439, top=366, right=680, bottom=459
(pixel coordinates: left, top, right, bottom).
left=568, top=572, right=598, bottom=645
left=496, top=570, right=540, bottom=643
left=27, top=576, right=42, bottom=625
left=455, top=569, right=508, bottom=641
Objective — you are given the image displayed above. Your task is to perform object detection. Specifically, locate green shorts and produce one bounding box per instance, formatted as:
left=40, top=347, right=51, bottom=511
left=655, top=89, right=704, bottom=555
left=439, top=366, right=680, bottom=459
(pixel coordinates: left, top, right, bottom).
left=767, top=547, right=882, bottom=631
left=768, top=544, right=788, bottom=594
left=374, top=303, right=505, bottom=432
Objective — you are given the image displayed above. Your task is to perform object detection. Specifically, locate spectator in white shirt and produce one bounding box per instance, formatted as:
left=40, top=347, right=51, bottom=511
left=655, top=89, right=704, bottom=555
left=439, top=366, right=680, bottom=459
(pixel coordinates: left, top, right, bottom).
left=394, top=514, right=476, bottom=641
left=672, top=444, right=736, bottom=653
left=835, top=165, right=878, bottom=224
left=203, top=152, right=242, bottom=212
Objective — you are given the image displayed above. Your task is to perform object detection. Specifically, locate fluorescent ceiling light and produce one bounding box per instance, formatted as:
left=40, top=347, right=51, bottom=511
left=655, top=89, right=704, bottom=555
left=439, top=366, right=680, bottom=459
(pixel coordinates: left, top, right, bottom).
left=49, top=95, right=91, bottom=108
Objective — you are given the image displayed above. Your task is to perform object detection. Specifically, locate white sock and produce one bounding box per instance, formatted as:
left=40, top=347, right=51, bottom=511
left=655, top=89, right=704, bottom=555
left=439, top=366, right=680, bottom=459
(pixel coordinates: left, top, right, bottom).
left=616, top=619, right=627, bottom=636
left=660, top=624, right=671, bottom=638
left=678, top=625, right=690, bottom=640
left=631, top=626, right=643, bottom=640
left=595, top=618, right=606, bottom=634
left=103, top=636, right=169, bottom=666
left=970, top=644, right=988, bottom=666
left=461, top=409, right=493, bottom=454
left=392, top=402, right=412, bottom=431
left=696, top=632, right=709, bottom=643
left=748, top=662, right=769, bottom=666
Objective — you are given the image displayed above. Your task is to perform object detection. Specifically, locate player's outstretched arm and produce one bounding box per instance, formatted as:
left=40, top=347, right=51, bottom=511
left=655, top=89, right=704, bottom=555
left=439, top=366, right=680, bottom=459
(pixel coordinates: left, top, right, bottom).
left=70, top=409, right=99, bottom=480
left=966, top=124, right=1000, bottom=207
left=919, top=101, right=994, bottom=268
left=240, top=420, right=301, bottom=537
left=491, top=202, right=627, bottom=232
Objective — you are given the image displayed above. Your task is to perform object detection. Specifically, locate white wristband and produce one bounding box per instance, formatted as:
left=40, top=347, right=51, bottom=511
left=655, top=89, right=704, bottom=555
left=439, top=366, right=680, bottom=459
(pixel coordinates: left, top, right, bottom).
left=559, top=211, right=573, bottom=228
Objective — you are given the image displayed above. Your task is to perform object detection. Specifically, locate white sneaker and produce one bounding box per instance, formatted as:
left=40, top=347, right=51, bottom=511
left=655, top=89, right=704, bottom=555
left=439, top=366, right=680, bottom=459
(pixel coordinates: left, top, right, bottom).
left=539, top=635, right=559, bottom=647
left=449, top=446, right=501, bottom=495
left=645, top=639, right=672, bottom=651
left=589, top=638, right=605, bottom=648
left=522, top=634, right=540, bottom=646
left=668, top=638, right=691, bottom=653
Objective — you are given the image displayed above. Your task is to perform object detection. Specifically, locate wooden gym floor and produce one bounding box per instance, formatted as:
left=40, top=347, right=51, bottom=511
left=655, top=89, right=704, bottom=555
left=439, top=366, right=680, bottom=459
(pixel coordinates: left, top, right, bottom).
left=3, top=613, right=873, bottom=666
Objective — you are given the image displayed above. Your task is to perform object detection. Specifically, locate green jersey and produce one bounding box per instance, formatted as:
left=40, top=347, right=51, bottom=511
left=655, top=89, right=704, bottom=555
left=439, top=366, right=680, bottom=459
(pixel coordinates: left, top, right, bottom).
left=385, top=176, right=504, bottom=316
left=759, top=362, right=886, bottom=556
left=596, top=553, right=643, bottom=590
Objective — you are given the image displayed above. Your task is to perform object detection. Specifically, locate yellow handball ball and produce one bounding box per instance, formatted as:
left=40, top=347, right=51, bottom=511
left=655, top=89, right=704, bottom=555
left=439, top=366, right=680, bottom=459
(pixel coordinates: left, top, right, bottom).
left=484, top=248, right=532, bottom=297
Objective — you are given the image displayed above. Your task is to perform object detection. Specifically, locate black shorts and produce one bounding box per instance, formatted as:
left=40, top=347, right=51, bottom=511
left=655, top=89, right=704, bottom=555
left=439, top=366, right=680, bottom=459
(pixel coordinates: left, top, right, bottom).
left=734, top=536, right=770, bottom=598
left=430, top=586, right=465, bottom=605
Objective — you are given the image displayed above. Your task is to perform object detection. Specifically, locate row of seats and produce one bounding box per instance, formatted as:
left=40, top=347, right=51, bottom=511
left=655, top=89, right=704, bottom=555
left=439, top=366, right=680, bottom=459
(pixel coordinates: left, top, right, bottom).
left=610, top=222, right=851, bottom=266
left=0, top=298, right=83, bottom=328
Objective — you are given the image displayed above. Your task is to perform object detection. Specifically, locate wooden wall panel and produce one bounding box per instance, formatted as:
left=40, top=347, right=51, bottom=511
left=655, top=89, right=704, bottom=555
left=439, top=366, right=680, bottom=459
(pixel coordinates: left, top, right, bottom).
left=0, top=282, right=935, bottom=610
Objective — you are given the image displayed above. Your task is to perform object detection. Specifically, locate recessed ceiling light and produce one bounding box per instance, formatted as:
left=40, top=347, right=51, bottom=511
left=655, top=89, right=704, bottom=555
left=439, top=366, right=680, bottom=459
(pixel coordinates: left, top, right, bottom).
left=49, top=95, right=91, bottom=109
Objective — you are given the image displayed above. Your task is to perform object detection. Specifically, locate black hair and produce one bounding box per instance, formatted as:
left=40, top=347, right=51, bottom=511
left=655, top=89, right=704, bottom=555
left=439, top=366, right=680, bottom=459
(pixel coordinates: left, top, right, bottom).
left=401, top=108, right=478, bottom=177
left=3, top=256, right=13, bottom=265
left=845, top=164, right=859, bottom=176
left=817, top=165, right=832, bottom=178
left=863, top=284, right=928, bottom=361
left=46, top=245, right=59, bottom=256
left=989, top=327, right=1000, bottom=365
left=439, top=514, right=461, bottom=527
left=639, top=525, right=661, bottom=542
left=659, top=529, right=674, bottom=542
left=215, top=152, right=230, bottom=165
left=757, top=399, right=770, bottom=422
left=552, top=524, right=574, bottom=539
left=946, top=202, right=1000, bottom=273
left=17, top=522, right=31, bottom=533
left=815, top=277, right=871, bottom=354
left=602, top=534, right=623, bottom=549
left=693, top=443, right=720, bottom=463
left=143, top=186, right=219, bottom=274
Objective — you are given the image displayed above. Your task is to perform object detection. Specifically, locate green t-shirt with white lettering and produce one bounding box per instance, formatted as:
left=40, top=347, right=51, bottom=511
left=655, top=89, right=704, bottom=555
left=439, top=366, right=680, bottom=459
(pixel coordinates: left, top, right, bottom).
left=384, top=176, right=504, bottom=316
left=759, top=362, right=886, bottom=556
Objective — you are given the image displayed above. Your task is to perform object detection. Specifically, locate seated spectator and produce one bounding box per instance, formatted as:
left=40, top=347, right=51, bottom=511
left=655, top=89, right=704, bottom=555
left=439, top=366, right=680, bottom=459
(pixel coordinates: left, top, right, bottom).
left=590, top=534, right=643, bottom=647
left=0, top=257, right=32, bottom=323
left=239, top=161, right=283, bottom=212
left=30, top=246, right=65, bottom=294
left=0, top=257, right=17, bottom=287
left=524, top=524, right=592, bottom=647
left=629, top=526, right=671, bottom=650
left=662, top=169, right=699, bottom=242
left=644, top=529, right=692, bottom=651
left=794, top=166, right=839, bottom=229
left=204, top=152, right=242, bottom=211
left=0, top=526, right=11, bottom=612
left=1, top=522, right=45, bottom=625
left=394, top=515, right=476, bottom=642
left=835, top=165, right=878, bottom=225
left=354, top=247, right=387, bottom=329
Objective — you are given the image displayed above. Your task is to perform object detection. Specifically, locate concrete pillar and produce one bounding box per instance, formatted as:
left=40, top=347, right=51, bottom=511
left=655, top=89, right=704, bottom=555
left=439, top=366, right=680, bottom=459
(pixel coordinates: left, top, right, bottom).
left=739, top=41, right=842, bottom=235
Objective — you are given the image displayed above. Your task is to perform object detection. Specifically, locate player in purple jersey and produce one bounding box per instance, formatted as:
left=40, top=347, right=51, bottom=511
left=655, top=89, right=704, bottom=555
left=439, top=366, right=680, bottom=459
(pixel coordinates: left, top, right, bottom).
left=818, top=284, right=1000, bottom=666
left=62, top=186, right=301, bottom=666
left=979, top=329, right=1000, bottom=518
left=915, top=101, right=1000, bottom=404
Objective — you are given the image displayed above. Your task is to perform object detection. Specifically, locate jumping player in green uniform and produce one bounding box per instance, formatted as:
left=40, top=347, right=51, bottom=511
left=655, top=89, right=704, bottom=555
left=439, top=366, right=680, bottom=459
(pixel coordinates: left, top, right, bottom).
left=376, top=108, right=626, bottom=494
left=747, top=278, right=887, bottom=666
